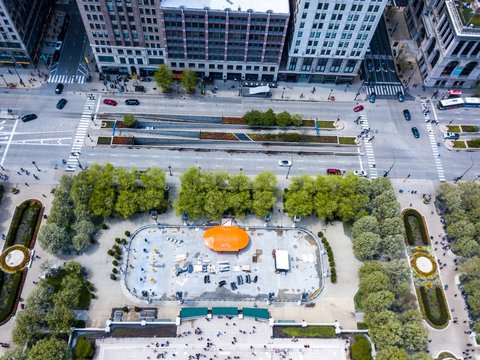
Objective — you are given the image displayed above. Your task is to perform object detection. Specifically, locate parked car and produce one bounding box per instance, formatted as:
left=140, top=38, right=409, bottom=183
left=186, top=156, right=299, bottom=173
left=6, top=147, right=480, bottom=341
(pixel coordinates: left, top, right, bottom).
left=403, top=109, right=411, bottom=121
left=327, top=168, right=342, bottom=175
left=55, top=83, right=64, bottom=94
left=278, top=160, right=292, bottom=167
left=369, top=92, right=376, bottom=103
left=55, top=41, right=63, bottom=51
left=56, top=98, right=67, bottom=109
left=444, top=132, right=460, bottom=140
left=230, top=282, right=237, bottom=290
left=353, top=170, right=368, bottom=177
left=397, top=92, right=405, bottom=102
left=411, top=127, right=420, bottom=138
left=103, top=99, right=117, bottom=106
left=353, top=105, right=364, bottom=112
left=125, top=99, right=140, bottom=105
left=21, top=114, right=37, bottom=122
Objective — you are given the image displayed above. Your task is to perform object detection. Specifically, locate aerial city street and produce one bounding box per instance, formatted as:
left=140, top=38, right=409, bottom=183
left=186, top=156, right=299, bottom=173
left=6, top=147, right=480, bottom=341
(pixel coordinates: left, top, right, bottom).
left=0, top=0, right=480, bottom=359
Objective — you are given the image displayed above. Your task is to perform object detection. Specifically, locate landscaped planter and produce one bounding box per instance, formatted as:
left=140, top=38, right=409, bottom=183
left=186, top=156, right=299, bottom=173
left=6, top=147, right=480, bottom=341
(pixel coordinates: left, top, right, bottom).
left=112, top=136, right=134, bottom=145
left=0, top=245, right=31, bottom=273
left=200, top=132, right=238, bottom=141
left=249, top=133, right=338, bottom=143
left=402, top=209, right=429, bottom=246
left=410, top=251, right=437, bottom=278
left=417, top=285, right=449, bottom=328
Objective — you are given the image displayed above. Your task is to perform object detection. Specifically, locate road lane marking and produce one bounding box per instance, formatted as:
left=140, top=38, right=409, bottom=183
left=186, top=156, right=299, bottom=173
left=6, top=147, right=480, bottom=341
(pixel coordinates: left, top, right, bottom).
left=0, top=119, right=18, bottom=166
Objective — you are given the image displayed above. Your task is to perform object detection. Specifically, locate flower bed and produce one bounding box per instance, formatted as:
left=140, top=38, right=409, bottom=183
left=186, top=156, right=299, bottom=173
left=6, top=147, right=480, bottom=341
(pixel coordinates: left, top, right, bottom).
left=274, top=325, right=336, bottom=338
left=0, top=245, right=31, bottom=273
left=417, top=286, right=449, bottom=328
left=222, top=117, right=245, bottom=125
left=97, top=137, right=112, bottom=145
left=410, top=251, right=437, bottom=278
left=112, top=136, right=134, bottom=145
left=199, top=131, right=238, bottom=141
left=402, top=209, right=429, bottom=246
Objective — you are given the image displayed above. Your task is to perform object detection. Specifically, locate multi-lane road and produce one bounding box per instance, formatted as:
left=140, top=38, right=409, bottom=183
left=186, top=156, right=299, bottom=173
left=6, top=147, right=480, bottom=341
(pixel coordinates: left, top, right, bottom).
left=0, top=86, right=479, bottom=185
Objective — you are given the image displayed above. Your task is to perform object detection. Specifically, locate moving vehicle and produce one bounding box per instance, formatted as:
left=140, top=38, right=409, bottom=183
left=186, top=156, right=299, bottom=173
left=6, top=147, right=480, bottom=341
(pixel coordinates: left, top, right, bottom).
left=444, top=132, right=460, bottom=140
left=55, top=83, right=64, bottom=94
left=21, top=114, right=37, bottom=122
left=278, top=160, right=292, bottom=167
left=369, top=93, right=376, bottom=103
left=353, top=105, right=364, bottom=112
left=353, top=170, right=368, bottom=177
left=397, top=92, right=404, bottom=102
left=403, top=109, right=411, bottom=121
left=56, top=98, right=67, bottom=109
left=447, top=89, right=462, bottom=99
left=103, top=99, right=117, bottom=106
left=411, top=127, right=420, bottom=138
left=327, top=168, right=342, bottom=175
left=125, top=99, right=140, bottom=105
left=55, top=41, right=63, bottom=51
left=437, top=98, right=464, bottom=110
left=463, top=97, right=480, bottom=108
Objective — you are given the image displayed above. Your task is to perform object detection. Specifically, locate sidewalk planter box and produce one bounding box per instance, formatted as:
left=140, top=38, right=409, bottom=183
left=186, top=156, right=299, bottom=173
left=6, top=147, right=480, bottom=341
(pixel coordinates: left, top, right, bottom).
left=402, top=209, right=429, bottom=246
left=200, top=132, right=238, bottom=141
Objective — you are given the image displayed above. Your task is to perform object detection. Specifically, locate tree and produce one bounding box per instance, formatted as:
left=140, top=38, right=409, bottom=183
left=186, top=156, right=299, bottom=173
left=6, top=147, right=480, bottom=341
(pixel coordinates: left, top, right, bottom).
left=451, top=237, right=480, bottom=258
left=359, top=271, right=391, bottom=295
left=392, top=283, right=417, bottom=312
left=27, top=337, right=72, bottom=360
left=46, top=304, right=76, bottom=334
left=380, top=217, right=404, bottom=237
left=447, top=219, right=476, bottom=242
left=139, top=167, right=168, bottom=213
left=75, top=337, right=94, bottom=359
left=409, top=353, right=433, bottom=360
left=262, top=108, right=276, bottom=126
left=115, top=168, right=140, bottom=218
left=335, top=174, right=369, bottom=221
left=228, top=174, right=252, bottom=218
left=284, top=175, right=315, bottom=217
left=358, top=261, right=384, bottom=280
left=352, top=216, right=380, bottom=238
left=401, top=320, right=428, bottom=353
left=244, top=110, right=263, bottom=126
left=291, top=114, right=303, bottom=126
left=381, top=234, right=404, bottom=259
left=39, top=223, right=70, bottom=254
left=375, top=347, right=408, bottom=360
left=203, top=189, right=229, bottom=219
left=122, top=114, right=135, bottom=127
left=367, top=311, right=403, bottom=349
left=313, top=176, right=340, bottom=221
left=252, top=172, right=278, bottom=217
left=460, top=257, right=480, bottom=278
left=361, top=290, right=395, bottom=313
left=352, top=232, right=382, bottom=261
left=181, top=69, right=197, bottom=94
left=12, top=308, right=44, bottom=345
left=275, top=111, right=292, bottom=126
left=372, top=201, right=401, bottom=221
left=383, top=259, right=410, bottom=287
left=153, top=64, right=173, bottom=92
left=351, top=336, right=371, bottom=360
left=0, top=348, right=28, bottom=360
left=71, top=219, right=94, bottom=252
left=89, top=163, right=116, bottom=217
left=175, top=167, right=205, bottom=220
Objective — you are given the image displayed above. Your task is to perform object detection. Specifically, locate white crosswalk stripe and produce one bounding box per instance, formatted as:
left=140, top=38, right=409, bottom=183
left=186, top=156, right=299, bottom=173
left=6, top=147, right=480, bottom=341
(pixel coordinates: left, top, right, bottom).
left=357, top=112, right=378, bottom=179
left=47, top=74, right=85, bottom=84
left=366, top=83, right=404, bottom=97
left=65, top=95, right=98, bottom=172
left=421, top=100, right=445, bottom=182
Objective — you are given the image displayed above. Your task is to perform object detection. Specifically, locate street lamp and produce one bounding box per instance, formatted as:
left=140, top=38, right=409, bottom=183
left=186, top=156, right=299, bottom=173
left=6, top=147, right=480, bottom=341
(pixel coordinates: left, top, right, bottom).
left=328, top=89, right=333, bottom=100
left=281, top=86, right=286, bottom=99
left=473, top=175, right=480, bottom=183
left=403, top=174, right=411, bottom=183
left=0, top=74, right=8, bottom=86
left=454, top=156, right=474, bottom=184
left=168, top=165, right=172, bottom=176
left=383, top=151, right=396, bottom=177
left=32, top=161, right=40, bottom=171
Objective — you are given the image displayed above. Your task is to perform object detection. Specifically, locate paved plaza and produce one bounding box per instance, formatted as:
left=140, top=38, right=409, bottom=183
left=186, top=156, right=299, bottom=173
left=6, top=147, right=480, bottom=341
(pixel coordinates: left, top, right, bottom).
left=93, top=318, right=348, bottom=360
left=125, top=226, right=322, bottom=303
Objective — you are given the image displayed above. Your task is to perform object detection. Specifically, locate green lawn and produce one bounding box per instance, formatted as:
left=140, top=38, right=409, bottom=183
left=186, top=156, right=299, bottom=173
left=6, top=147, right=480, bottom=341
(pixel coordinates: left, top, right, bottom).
left=460, top=125, right=479, bottom=132
left=456, top=0, right=480, bottom=27
left=97, top=137, right=112, bottom=145
left=453, top=141, right=467, bottom=148
left=338, top=137, right=357, bottom=145
left=447, top=125, right=461, bottom=133
left=44, top=269, right=92, bottom=309
left=280, top=326, right=336, bottom=338
left=467, top=138, right=480, bottom=148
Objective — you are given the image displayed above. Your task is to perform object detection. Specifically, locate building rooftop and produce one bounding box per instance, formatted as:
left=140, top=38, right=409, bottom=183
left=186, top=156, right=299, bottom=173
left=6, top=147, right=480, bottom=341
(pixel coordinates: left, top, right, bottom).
left=160, top=0, right=290, bottom=14
left=455, top=0, right=480, bottom=28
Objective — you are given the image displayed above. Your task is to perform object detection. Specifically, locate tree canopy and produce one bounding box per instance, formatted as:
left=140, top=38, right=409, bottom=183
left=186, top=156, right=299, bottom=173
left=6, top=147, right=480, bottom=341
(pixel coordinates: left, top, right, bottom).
left=153, top=64, right=173, bottom=92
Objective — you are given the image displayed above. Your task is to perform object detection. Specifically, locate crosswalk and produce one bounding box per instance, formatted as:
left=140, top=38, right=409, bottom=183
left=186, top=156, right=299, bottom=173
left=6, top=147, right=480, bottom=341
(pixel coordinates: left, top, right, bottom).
left=358, top=112, right=378, bottom=179
left=47, top=74, right=86, bottom=84
left=422, top=100, right=446, bottom=182
left=366, top=82, right=404, bottom=97
left=65, top=96, right=96, bottom=172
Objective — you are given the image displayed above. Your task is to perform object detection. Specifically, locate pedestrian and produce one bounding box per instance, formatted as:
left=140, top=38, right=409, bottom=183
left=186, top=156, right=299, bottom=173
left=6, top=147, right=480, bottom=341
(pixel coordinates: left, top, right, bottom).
left=24, top=182, right=29, bottom=186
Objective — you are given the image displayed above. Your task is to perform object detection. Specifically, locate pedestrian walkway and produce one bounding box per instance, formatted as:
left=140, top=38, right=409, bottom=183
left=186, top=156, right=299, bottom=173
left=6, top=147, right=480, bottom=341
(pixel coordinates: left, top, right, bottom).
left=47, top=74, right=86, bottom=84
left=422, top=100, right=445, bottom=182
left=366, top=82, right=404, bottom=97
left=65, top=95, right=96, bottom=172
left=358, top=112, right=378, bottom=179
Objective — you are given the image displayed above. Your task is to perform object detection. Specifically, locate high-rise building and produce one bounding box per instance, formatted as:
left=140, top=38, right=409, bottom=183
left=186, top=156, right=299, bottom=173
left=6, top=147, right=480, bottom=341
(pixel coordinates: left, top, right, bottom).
left=281, top=0, right=388, bottom=83
left=406, top=0, right=480, bottom=88
left=0, top=0, right=53, bottom=68
left=78, top=0, right=289, bottom=80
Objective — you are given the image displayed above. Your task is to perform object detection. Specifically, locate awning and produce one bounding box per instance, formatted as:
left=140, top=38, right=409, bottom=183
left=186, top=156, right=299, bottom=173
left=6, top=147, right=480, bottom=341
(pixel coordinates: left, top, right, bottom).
left=242, top=308, right=269, bottom=320
left=180, top=307, right=208, bottom=319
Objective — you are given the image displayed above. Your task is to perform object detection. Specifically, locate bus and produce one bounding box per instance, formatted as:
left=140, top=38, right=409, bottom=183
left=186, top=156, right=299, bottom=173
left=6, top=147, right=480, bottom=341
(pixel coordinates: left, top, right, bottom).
left=437, top=98, right=464, bottom=110
left=463, top=97, right=480, bottom=108
left=447, top=89, right=462, bottom=98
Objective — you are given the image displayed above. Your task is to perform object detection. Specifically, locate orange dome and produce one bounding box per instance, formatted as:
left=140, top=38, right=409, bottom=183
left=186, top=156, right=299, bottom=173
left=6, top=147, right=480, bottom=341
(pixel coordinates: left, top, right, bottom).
left=203, top=226, right=249, bottom=252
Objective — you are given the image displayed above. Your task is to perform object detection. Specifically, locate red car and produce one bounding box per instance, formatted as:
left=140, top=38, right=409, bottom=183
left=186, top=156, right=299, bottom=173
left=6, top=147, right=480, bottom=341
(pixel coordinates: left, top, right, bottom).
left=103, top=99, right=117, bottom=106
left=353, top=105, right=364, bottom=112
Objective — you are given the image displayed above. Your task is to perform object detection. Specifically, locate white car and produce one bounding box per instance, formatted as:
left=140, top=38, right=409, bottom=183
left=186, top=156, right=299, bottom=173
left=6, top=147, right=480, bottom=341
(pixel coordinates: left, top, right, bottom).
left=354, top=170, right=368, bottom=177
left=278, top=160, right=292, bottom=167
left=55, top=41, right=62, bottom=51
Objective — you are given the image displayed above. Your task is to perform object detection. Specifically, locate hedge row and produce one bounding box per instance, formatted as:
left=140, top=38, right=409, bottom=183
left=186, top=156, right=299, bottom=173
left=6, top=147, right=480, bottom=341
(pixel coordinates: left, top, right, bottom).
left=0, top=272, right=25, bottom=325
left=418, top=286, right=449, bottom=327
left=402, top=209, right=429, bottom=246
left=318, top=232, right=336, bottom=283
left=4, top=200, right=42, bottom=248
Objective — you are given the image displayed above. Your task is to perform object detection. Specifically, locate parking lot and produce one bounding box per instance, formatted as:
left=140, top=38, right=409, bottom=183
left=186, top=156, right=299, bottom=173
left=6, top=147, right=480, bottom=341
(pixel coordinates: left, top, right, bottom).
left=124, top=226, right=323, bottom=303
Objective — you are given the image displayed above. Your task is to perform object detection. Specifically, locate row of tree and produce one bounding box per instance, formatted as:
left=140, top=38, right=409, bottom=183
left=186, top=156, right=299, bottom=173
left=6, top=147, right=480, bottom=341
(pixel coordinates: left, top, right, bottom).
left=175, top=168, right=278, bottom=220
left=39, top=164, right=168, bottom=254
left=243, top=109, right=303, bottom=127
left=358, top=261, right=430, bottom=360
left=437, top=182, right=480, bottom=334
left=351, top=178, right=404, bottom=260
left=283, top=174, right=370, bottom=222
left=153, top=64, right=197, bottom=93
left=0, top=261, right=92, bottom=360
